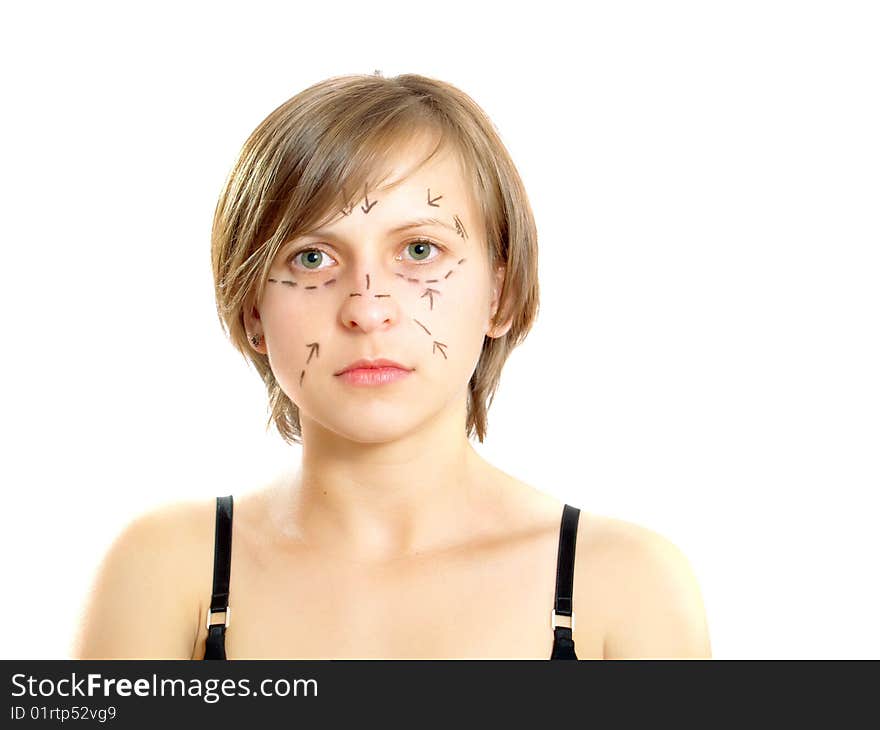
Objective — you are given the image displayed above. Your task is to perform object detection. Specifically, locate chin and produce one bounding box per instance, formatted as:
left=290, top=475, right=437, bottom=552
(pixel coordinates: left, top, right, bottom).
left=323, top=419, right=418, bottom=444
left=303, top=400, right=423, bottom=444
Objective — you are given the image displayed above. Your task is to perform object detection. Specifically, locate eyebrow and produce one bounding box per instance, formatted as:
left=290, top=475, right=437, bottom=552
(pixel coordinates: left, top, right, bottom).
left=388, top=217, right=458, bottom=234
left=307, top=216, right=459, bottom=238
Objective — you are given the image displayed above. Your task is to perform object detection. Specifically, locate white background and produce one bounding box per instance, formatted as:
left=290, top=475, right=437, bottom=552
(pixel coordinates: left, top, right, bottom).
left=1, top=1, right=877, bottom=659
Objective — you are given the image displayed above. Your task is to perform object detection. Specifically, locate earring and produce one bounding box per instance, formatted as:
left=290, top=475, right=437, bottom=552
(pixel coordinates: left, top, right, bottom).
left=250, top=333, right=262, bottom=347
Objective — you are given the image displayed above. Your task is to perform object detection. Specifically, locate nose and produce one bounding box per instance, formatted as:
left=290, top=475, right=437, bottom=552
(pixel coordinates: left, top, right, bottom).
left=339, top=272, right=402, bottom=334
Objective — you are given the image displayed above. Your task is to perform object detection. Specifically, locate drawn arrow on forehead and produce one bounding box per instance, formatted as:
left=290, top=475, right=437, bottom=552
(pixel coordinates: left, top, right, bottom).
left=361, top=190, right=378, bottom=214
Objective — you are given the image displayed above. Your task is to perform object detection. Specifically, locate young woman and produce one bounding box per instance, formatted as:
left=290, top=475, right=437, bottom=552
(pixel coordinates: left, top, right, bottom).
left=73, top=73, right=711, bottom=660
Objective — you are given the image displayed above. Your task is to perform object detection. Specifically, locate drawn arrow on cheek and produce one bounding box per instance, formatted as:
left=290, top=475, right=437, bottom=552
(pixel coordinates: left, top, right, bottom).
left=306, top=342, right=319, bottom=363
left=432, top=341, right=448, bottom=359
left=420, top=287, right=441, bottom=310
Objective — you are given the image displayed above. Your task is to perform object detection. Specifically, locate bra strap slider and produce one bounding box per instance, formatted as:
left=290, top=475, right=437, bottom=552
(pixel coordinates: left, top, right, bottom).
left=551, top=609, right=574, bottom=631
left=206, top=606, right=231, bottom=630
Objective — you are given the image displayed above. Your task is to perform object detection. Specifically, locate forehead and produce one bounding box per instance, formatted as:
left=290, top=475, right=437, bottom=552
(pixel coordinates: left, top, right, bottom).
left=379, top=141, right=467, bottom=195
left=320, top=140, right=480, bottom=235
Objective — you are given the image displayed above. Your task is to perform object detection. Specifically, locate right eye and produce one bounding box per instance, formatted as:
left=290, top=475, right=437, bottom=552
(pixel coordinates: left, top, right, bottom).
left=289, top=248, right=337, bottom=272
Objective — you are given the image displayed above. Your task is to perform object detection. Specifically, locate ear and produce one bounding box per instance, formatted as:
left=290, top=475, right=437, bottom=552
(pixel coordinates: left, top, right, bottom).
left=242, top=289, right=267, bottom=354
left=486, top=264, right=512, bottom=339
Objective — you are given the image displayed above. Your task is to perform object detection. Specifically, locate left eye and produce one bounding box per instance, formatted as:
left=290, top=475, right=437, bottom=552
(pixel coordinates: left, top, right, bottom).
left=399, top=239, right=442, bottom=263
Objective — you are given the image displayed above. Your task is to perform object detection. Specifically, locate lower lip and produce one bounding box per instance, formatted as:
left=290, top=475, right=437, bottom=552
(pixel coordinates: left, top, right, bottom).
left=337, top=367, right=413, bottom=386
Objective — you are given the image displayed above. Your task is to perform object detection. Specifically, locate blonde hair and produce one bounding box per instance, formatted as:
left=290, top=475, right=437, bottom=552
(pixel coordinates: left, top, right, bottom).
left=211, top=73, right=539, bottom=444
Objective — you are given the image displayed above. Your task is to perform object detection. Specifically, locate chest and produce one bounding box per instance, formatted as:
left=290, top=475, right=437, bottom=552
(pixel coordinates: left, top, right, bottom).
left=193, top=531, right=603, bottom=659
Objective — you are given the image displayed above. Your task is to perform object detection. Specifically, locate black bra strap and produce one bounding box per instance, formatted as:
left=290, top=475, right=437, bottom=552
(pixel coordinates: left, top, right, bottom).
left=203, top=496, right=577, bottom=660
left=204, top=495, right=233, bottom=660
left=550, top=503, right=580, bottom=660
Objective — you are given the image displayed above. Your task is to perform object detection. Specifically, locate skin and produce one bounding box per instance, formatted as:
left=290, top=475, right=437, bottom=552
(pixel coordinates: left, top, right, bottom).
left=71, top=135, right=712, bottom=660
left=242, top=136, right=515, bottom=563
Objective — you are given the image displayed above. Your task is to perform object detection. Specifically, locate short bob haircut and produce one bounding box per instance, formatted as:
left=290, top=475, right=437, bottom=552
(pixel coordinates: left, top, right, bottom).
left=211, top=72, right=539, bottom=445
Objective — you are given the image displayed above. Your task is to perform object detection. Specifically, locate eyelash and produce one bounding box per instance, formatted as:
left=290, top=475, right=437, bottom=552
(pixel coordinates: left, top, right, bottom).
left=286, top=237, right=446, bottom=273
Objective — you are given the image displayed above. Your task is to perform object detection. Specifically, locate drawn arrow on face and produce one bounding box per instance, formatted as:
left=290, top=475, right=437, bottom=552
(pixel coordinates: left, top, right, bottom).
left=361, top=192, right=378, bottom=214
left=433, top=341, right=448, bottom=359
left=427, top=188, right=443, bottom=207
left=421, top=287, right=440, bottom=310
left=306, top=342, right=319, bottom=363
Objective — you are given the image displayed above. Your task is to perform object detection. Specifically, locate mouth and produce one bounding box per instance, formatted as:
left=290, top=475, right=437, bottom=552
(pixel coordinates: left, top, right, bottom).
left=334, top=358, right=413, bottom=376
left=334, top=358, right=415, bottom=387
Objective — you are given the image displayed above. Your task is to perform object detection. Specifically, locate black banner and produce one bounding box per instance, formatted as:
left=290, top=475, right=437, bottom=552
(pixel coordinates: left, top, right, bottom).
left=3, top=660, right=875, bottom=726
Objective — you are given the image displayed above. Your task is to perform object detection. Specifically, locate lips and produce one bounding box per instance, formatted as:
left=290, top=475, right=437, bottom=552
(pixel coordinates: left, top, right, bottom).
left=334, top=358, right=413, bottom=376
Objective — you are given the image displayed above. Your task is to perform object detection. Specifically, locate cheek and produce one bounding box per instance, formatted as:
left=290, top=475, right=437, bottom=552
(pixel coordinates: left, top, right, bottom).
left=437, top=275, right=488, bottom=334
left=414, top=267, right=491, bottom=372
left=261, top=300, right=313, bottom=378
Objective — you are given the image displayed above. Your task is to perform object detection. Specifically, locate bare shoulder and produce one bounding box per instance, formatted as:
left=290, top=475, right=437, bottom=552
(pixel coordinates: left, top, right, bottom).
left=72, top=498, right=215, bottom=659
left=572, top=513, right=712, bottom=659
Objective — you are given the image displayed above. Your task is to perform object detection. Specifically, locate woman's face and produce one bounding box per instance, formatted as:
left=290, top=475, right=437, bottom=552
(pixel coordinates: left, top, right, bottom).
left=246, top=140, right=508, bottom=444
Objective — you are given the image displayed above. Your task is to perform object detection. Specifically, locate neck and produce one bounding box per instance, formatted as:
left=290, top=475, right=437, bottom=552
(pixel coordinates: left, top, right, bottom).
left=274, top=393, right=498, bottom=563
